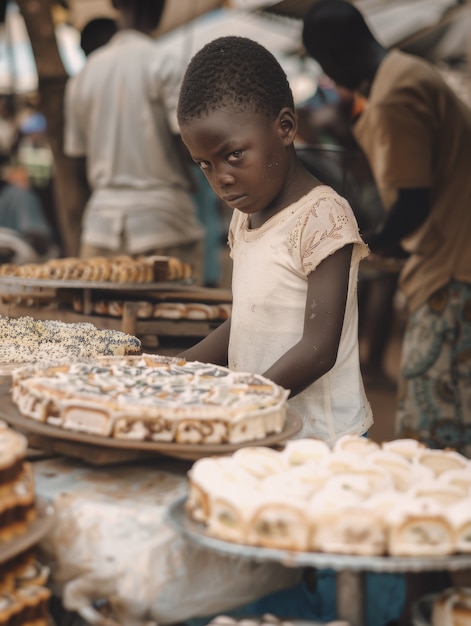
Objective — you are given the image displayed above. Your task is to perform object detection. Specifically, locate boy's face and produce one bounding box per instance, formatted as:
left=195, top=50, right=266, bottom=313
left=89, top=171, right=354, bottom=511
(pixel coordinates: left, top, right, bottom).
left=180, top=105, right=295, bottom=218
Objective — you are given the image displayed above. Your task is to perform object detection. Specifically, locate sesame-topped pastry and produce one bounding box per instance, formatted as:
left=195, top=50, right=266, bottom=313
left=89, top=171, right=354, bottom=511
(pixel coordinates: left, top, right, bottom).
left=0, top=315, right=141, bottom=364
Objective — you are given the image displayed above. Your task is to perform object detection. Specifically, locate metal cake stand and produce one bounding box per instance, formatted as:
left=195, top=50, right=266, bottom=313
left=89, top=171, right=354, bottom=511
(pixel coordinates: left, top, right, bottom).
left=168, top=497, right=471, bottom=626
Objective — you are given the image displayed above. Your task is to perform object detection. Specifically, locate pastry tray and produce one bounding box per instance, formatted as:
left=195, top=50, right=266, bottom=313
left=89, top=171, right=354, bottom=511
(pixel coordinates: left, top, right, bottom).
left=0, top=390, right=302, bottom=462
left=0, top=498, right=55, bottom=564
left=168, top=496, right=471, bottom=574
left=0, top=276, right=198, bottom=291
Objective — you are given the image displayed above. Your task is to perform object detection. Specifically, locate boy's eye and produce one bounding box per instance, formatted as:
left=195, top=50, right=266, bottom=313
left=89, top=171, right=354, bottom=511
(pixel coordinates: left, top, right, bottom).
left=228, top=150, right=243, bottom=161
left=198, top=161, right=210, bottom=170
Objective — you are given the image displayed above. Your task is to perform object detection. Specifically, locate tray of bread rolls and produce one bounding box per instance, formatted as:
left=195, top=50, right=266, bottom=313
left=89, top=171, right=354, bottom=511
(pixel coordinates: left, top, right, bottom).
left=168, top=496, right=471, bottom=574
left=0, top=255, right=232, bottom=336
left=0, top=254, right=194, bottom=287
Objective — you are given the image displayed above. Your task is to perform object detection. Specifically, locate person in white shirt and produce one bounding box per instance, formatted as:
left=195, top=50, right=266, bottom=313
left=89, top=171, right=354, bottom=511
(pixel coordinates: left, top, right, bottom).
left=64, top=0, right=204, bottom=281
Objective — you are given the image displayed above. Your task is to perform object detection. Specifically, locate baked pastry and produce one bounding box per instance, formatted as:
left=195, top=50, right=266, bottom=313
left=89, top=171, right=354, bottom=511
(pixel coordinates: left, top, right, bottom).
left=153, top=303, right=188, bottom=319
left=0, top=254, right=189, bottom=284
left=0, top=315, right=141, bottom=364
left=0, top=421, right=36, bottom=543
left=136, top=301, right=154, bottom=318
left=414, top=448, right=469, bottom=476
left=218, top=304, right=232, bottom=320
left=431, top=588, right=471, bottom=626
left=11, top=354, right=289, bottom=444
left=187, top=435, right=471, bottom=556
left=186, top=303, right=220, bottom=320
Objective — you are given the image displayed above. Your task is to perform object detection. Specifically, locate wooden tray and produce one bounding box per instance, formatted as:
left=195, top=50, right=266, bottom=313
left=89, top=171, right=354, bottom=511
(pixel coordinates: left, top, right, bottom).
left=0, top=498, right=55, bottom=564
left=0, top=276, right=198, bottom=291
left=0, top=392, right=302, bottom=464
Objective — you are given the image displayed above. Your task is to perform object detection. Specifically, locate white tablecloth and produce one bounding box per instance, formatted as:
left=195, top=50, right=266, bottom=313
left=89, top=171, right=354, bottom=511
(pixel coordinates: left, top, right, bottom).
left=33, top=456, right=301, bottom=626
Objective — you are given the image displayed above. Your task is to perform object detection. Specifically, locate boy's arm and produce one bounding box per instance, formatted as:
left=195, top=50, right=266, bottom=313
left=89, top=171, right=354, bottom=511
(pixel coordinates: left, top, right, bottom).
left=263, top=244, right=352, bottom=397
left=178, top=318, right=231, bottom=366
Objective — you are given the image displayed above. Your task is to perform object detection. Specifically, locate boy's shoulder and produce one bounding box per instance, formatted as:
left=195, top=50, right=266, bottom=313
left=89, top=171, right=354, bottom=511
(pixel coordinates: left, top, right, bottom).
left=299, top=184, right=352, bottom=213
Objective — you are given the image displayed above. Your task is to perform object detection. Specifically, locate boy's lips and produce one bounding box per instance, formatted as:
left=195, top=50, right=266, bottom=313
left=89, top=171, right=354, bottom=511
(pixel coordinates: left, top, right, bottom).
left=222, top=194, right=248, bottom=206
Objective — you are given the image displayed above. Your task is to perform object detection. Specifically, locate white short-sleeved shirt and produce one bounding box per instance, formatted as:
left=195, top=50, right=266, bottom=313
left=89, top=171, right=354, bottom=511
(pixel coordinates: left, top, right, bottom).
left=64, top=30, right=203, bottom=253
left=228, top=185, right=372, bottom=444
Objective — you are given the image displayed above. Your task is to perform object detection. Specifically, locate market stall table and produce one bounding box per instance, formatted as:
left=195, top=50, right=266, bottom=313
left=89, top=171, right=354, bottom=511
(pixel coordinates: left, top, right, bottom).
left=29, top=456, right=302, bottom=626
left=169, top=498, right=471, bottom=626
left=0, top=380, right=301, bottom=626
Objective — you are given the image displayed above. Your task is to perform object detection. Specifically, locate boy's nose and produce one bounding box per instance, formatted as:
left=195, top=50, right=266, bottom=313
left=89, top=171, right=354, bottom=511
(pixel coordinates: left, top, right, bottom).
left=215, top=166, right=234, bottom=188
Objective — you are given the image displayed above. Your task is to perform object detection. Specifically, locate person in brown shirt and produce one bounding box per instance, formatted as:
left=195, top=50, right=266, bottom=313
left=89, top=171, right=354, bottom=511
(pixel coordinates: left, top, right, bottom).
left=303, top=0, right=471, bottom=458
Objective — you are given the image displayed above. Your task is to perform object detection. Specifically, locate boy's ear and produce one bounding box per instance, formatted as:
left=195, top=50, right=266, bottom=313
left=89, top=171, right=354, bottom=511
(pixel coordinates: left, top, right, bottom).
left=277, top=108, right=297, bottom=145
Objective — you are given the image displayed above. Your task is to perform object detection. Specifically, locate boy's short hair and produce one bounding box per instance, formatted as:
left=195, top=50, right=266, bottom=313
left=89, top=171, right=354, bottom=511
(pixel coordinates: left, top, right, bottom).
left=177, top=36, right=294, bottom=124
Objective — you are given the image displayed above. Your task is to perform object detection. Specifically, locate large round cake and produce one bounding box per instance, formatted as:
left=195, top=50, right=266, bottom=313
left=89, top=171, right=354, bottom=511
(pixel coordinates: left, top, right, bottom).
left=11, top=355, right=289, bottom=444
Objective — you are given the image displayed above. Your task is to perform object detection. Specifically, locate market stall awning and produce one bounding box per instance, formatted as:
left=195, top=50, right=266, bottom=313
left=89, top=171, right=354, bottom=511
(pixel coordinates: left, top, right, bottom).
left=249, top=0, right=464, bottom=47
left=66, top=0, right=226, bottom=34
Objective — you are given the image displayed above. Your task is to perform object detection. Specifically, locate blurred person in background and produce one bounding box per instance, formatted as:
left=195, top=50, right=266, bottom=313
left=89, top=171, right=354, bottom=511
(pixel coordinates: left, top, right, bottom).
left=303, top=0, right=471, bottom=454
left=296, top=77, right=400, bottom=387
left=63, top=0, right=204, bottom=282
left=0, top=158, right=57, bottom=265
left=12, top=108, right=61, bottom=253
left=303, top=3, right=471, bottom=618
left=0, top=95, right=18, bottom=161
left=79, top=17, right=117, bottom=57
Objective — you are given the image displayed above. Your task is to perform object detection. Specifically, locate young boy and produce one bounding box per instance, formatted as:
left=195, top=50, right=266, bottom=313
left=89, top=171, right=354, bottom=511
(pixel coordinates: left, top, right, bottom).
left=177, top=37, right=406, bottom=626
left=177, top=35, right=371, bottom=444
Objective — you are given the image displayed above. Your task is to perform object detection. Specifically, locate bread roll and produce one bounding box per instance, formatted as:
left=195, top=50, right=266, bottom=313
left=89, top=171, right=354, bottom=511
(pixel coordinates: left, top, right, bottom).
left=136, top=301, right=154, bottom=318
left=186, top=303, right=219, bottom=320
left=94, top=300, right=110, bottom=315
left=153, top=302, right=187, bottom=319
left=108, top=301, right=124, bottom=317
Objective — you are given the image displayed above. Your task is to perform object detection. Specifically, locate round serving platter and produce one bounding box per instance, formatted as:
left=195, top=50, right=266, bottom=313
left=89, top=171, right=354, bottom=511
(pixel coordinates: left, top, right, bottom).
left=0, top=498, right=55, bottom=564
left=0, top=390, right=302, bottom=461
left=168, top=496, right=471, bottom=574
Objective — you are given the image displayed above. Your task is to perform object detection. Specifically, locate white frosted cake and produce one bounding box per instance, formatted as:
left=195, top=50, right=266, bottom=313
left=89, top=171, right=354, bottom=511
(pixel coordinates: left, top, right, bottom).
left=11, top=354, right=289, bottom=444
left=187, top=435, right=471, bottom=556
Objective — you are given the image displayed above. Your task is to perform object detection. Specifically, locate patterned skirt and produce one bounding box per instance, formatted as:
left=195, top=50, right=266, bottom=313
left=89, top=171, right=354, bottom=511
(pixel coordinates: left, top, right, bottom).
left=396, top=281, right=471, bottom=456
